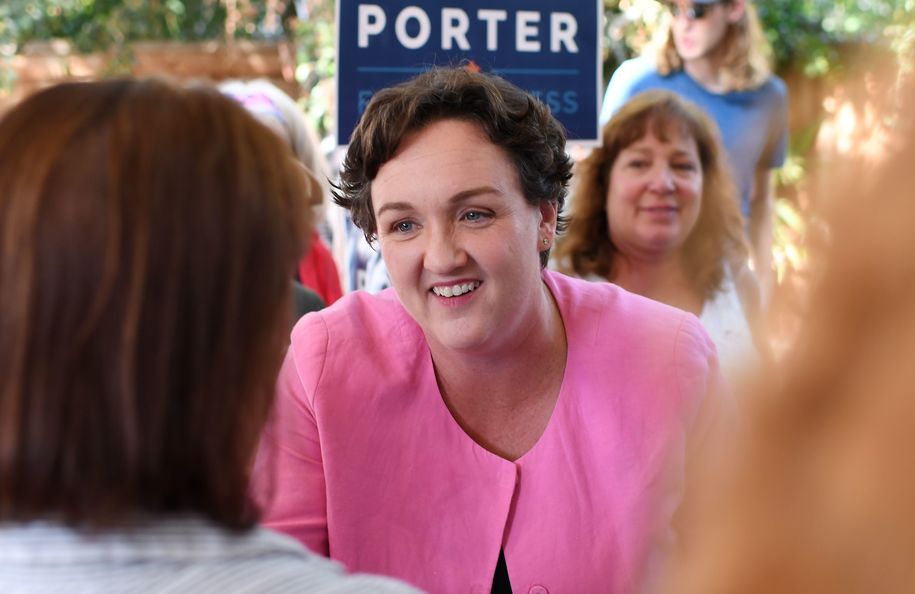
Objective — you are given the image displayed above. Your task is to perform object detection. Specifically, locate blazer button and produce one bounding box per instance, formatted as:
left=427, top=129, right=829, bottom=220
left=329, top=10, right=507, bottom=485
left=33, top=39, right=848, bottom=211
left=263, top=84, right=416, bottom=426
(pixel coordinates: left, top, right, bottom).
left=529, top=586, right=549, bottom=594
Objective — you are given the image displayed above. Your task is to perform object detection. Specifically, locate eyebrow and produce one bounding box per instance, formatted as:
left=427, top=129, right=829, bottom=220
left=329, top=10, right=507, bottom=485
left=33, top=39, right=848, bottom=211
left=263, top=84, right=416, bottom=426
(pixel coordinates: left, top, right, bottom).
left=375, top=201, right=414, bottom=218
left=623, top=145, right=697, bottom=159
left=622, top=146, right=652, bottom=155
left=670, top=150, right=699, bottom=159
left=375, top=185, right=501, bottom=218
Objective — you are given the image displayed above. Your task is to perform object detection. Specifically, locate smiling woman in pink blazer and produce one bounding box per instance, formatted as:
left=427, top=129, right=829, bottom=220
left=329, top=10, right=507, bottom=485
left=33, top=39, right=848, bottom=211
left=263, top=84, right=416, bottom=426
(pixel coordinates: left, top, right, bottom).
left=253, top=67, right=726, bottom=594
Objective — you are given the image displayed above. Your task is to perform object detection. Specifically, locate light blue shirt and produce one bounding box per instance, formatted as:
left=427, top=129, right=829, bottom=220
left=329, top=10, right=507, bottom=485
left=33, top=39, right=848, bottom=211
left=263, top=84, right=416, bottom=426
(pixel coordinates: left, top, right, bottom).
left=600, top=57, right=788, bottom=217
left=0, top=518, right=421, bottom=593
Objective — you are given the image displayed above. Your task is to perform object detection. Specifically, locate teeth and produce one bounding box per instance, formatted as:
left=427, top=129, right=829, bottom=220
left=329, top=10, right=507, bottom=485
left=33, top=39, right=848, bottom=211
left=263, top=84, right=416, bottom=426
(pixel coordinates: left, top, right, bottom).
left=432, top=281, right=480, bottom=298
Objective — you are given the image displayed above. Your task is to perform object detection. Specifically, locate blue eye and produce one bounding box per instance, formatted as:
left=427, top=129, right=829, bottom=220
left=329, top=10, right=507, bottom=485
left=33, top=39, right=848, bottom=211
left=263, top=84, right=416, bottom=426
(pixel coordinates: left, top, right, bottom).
left=462, top=210, right=492, bottom=223
left=394, top=221, right=414, bottom=233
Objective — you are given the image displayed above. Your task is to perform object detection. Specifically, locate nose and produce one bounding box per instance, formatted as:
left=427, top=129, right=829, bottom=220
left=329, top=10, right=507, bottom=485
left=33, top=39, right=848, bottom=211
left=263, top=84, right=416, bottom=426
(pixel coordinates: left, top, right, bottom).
left=647, top=165, right=676, bottom=194
left=423, top=226, right=468, bottom=274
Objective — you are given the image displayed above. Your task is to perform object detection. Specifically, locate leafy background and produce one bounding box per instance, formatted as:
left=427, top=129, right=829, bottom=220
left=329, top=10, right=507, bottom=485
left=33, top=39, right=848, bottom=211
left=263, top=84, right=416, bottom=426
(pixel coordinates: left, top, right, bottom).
left=2, top=0, right=913, bottom=319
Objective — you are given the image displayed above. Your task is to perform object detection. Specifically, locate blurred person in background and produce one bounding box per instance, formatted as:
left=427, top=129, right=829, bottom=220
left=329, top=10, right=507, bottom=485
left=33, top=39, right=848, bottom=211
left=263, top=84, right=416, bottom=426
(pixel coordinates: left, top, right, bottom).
left=253, top=66, right=727, bottom=594
left=221, top=78, right=344, bottom=306
left=659, top=64, right=915, bottom=594
left=0, top=78, right=417, bottom=594
left=556, top=90, right=767, bottom=382
left=601, top=0, right=787, bottom=291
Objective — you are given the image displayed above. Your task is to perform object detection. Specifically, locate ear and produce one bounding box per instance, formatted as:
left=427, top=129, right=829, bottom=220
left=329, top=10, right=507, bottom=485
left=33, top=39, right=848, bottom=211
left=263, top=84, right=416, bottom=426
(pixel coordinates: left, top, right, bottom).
left=726, top=0, right=746, bottom=24
left=538, top=200, right=559, bottom=249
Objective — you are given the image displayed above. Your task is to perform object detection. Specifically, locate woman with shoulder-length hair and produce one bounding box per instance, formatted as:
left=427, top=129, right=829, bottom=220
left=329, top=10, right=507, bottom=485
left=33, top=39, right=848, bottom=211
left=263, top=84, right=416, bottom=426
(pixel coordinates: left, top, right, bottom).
left=600, top=0, right=788, bottom=286
left=0, top=78, right=417, bottom=594
left=556, top=90, right=766, bottom=379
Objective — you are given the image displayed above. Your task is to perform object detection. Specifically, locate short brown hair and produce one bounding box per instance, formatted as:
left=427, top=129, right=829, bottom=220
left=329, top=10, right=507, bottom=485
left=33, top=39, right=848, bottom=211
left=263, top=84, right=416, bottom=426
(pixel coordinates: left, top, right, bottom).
left=0, top=79, right=309, bottom=530
left=655, top=0, right=773, bottom=92
left=555, top=90, right=747, bottom=302
left=334, top=66, right=572, bottom=268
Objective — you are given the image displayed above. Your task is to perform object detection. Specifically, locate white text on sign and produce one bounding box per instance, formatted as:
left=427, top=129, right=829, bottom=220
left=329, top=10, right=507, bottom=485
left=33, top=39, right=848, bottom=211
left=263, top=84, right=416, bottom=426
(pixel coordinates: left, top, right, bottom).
left=357, top=5, right=579, bottom=53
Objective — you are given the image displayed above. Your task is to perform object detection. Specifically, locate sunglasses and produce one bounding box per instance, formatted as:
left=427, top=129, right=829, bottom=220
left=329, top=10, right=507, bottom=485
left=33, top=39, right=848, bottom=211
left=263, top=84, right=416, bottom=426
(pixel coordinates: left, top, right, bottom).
left=667, top=2, right=722, bottom=20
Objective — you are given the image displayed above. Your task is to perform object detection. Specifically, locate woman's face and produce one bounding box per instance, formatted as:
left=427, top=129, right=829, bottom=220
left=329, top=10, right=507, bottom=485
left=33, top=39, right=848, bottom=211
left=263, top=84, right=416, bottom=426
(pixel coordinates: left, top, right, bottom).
left=669, top=0, right=744, bottom=64
left=605, top=128, right=703, bottom=260
left=372, top=118, right=556, bottom=355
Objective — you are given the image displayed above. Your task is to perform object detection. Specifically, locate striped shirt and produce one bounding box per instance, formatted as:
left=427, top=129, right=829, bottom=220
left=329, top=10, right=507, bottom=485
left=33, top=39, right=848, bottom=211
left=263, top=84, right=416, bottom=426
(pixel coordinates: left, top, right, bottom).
left=0, top=518, right=421, bottom=593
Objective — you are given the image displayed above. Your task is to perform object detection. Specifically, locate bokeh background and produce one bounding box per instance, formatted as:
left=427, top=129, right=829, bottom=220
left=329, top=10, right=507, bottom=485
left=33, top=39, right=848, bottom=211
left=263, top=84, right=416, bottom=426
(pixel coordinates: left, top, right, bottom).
left=3, top=0, right=912, bottom=344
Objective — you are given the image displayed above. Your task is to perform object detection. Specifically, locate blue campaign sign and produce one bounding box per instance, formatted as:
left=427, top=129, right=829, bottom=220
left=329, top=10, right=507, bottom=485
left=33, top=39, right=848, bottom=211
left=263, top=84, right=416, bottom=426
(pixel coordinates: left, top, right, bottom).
left=336, top=0, right=602, bottom=146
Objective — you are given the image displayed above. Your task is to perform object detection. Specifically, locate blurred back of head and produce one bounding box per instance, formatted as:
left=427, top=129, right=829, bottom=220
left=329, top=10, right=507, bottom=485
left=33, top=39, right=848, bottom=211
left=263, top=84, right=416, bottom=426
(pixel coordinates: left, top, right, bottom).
left=219, top=79, right=330, bottom=208
left=664, top=56, right=915, bottom=594
left=0, top=78, right=309, bottom=531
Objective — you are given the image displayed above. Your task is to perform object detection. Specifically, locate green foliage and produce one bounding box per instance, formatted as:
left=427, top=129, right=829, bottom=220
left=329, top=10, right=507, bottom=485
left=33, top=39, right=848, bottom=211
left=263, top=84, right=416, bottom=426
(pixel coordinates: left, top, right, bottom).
left=0, top=0, right=302, bottom=95
left=1, top=0, right=225, bottom=53
left=773, top=196, right=807, bottom=284
left=601, top=0, right=664, bottom=81
left=290, top=0, right=336, bottom=139
left=0, top=0, right=303, bottom=55
left=756, top=0, right=915, bottom=78
left=600, top=0, right=915, bottom=78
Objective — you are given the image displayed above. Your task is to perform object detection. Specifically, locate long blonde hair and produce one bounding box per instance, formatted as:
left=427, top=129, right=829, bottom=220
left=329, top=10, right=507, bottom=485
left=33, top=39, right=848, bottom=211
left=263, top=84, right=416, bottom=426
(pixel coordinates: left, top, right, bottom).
left=654, top=0, right=773, bottom=92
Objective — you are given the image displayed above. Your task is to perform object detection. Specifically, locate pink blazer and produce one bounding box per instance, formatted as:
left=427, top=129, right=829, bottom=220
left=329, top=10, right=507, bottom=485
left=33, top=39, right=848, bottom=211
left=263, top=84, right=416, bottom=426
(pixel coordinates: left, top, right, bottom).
left=254, top=271, right=722, bottom=593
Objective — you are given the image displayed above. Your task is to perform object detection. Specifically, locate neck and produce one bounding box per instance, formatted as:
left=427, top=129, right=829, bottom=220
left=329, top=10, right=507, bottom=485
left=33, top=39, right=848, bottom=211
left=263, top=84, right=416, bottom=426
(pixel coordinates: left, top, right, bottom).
left=429, top=280, right=568, bottom=459
left=431, top=281, right=566, bottom=407
left=611, top=251, right=704, bottom=315
left=683, top=55, right=728, bottom=93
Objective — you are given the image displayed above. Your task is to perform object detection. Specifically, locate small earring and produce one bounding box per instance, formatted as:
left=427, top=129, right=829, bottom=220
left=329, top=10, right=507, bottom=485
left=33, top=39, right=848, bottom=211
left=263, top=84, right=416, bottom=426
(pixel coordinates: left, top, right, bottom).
left=542, top=237, right=549, bottom=246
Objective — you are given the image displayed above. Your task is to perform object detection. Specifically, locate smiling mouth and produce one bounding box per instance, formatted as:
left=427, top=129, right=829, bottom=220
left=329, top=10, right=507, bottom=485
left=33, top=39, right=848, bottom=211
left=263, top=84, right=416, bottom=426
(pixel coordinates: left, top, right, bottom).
left=431, top=281, right=481, bottom=298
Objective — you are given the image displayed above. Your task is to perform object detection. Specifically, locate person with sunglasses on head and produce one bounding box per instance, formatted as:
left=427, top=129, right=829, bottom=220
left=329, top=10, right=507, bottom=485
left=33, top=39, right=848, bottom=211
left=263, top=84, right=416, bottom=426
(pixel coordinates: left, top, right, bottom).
left=600, top=0, right=787, bottom=295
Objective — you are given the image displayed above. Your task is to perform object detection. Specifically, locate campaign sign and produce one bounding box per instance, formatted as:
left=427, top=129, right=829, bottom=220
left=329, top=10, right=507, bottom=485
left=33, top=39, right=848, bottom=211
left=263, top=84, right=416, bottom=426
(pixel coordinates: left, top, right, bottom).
left=336, top=0, right=602, bottom=145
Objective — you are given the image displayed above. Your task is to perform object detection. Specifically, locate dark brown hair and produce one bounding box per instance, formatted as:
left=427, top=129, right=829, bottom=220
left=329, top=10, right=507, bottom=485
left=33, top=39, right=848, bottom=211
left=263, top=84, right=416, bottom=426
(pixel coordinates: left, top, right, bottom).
left=334, top=66, right=572, bottom=268
left=0, top=78, right=309, bottom=531
left=554, top=90, right=747, bottom=302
